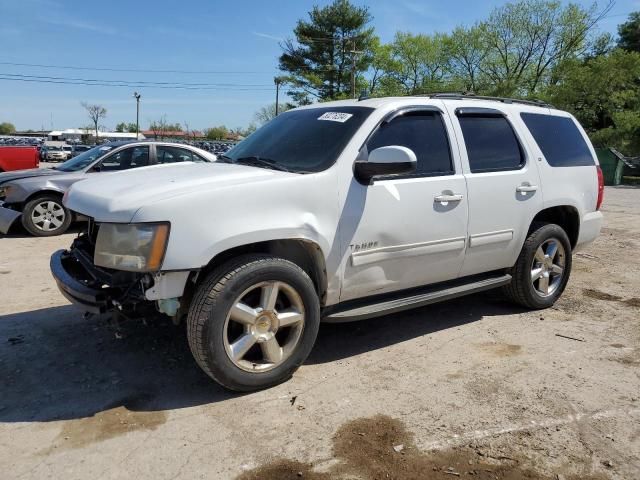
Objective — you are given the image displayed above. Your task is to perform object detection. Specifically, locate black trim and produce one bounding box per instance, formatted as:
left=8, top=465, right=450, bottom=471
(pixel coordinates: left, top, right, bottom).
left=353, top=160, right=417, bottom=184
left=455, top=107, right=504, bottom=117
left=322, top=271, right=512, bottom=322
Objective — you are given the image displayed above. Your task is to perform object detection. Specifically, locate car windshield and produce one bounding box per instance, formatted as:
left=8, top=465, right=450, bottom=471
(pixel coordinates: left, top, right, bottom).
left=55, top=145, right=115, bottom=172
left=48, top=146, right=61, bottom=151
left=222, top=106, right=373, bottom=173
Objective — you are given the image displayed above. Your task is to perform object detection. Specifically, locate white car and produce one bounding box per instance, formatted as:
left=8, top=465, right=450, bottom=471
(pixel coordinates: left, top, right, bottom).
left=51, top=94, right=604, bottom=391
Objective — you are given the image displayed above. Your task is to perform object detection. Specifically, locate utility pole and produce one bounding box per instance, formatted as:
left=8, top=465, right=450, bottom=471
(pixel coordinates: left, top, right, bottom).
left=349, top=39, right=363, bottom=99
left=133, top=92, right=141, bottom=139
left=274, top=77, right=286, bottom=116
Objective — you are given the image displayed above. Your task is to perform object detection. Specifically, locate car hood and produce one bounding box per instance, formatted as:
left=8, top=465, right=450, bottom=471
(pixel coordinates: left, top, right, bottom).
left=0, top=168, right=62, bottom=185
left=65, top=162, right=291, bottom=222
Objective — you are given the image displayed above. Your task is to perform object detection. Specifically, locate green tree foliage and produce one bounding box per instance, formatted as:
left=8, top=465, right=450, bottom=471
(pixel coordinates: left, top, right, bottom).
left=618, top=12, right=640, bottom=52
left=0, top=122, right=16, bottom=135
left=205, top=126, right=229, bottom=140
left=546, top=49, right=640, bottom=154
left=115, top=122, right=138, bottom=133
left=279, top=0, right=375, bottom=103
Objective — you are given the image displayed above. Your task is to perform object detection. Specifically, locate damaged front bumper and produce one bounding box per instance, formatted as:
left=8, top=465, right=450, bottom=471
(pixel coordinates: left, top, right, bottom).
left=0, top=201, right=21, bottom=234
left=50, top=245, right=145, bottom=314
left=50, top=235, right=192, bottom=316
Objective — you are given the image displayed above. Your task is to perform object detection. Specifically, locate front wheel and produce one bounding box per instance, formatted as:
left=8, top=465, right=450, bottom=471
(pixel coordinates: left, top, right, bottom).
left=503, top=222, right=572, bottom=309
left=21, top=194, right=72, bottom=237
left=186, top=255, right=320, bottom=391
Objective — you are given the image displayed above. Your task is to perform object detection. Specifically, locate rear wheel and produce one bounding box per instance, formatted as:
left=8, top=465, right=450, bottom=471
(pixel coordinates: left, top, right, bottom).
left=21, top=194, right=72, bottom=237
left=187, top=255, right=320, bottom=391
left=503, top=222, right=572, bottom=309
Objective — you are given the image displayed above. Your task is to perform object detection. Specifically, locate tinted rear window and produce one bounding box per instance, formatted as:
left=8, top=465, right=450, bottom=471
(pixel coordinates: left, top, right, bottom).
left=458, top=116, right=524, bottom=173
left=521, top=113, right=594, bottom=167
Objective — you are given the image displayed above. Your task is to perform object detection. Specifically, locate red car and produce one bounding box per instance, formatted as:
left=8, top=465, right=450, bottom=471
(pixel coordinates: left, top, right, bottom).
left=0, top=146, right=40, bottom=172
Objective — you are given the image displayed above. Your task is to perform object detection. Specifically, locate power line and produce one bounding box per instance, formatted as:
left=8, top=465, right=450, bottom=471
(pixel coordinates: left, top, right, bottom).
left=0, top=61, right=271, bottom=75
left=0, top=76, right=274, bottom=91
left=0, top=73, right=273, bottom=88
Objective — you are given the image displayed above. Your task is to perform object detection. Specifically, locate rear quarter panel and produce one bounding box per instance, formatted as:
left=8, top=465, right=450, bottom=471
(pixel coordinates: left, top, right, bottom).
left=516, top=108, right=599, bottom=221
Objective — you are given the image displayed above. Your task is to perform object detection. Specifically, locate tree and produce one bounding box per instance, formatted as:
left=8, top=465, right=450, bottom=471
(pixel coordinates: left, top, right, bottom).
left=149, top=115, right=169, bottom=139
left=254, top=103, right=294, bottom=124
left=115, top=122, right=138, bottom=133
left=545, top=49, right=640, bottom=155
left=205, top=126, right=229, bottom=140
left=81, top=102, right=107, bottom=142
left=477, top=0, right=614, bottom=95
left=0, top=122, right=16, bottom=135
left=279, top=0, right=375, bottom=103
left=618, top=12, right=640, bottom=52
left=384, top=32, right=449, bottom=95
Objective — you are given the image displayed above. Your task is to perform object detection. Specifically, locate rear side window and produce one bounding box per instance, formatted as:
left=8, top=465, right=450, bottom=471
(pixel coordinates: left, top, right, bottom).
left=521, top=113, right=594, bottom=167
left=458, top=115, right=524, bottom=173
left=366, top=112, right=453, bottom=177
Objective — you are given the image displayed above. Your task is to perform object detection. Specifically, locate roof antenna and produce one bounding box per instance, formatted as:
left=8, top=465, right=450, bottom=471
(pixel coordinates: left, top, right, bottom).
left=358, top=90, right=370, bottom=101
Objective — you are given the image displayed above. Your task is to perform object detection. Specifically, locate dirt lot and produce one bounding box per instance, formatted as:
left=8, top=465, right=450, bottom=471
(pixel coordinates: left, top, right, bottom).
left=1, top=186, right=639, bottom=479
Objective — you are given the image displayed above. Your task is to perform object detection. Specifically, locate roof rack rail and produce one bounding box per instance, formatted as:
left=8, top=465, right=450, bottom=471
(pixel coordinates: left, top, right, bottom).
left=415, top=92, right=553, bottom=108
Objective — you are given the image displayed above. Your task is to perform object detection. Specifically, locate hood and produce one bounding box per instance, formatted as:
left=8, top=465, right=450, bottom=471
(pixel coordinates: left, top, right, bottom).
left=0, top=168, right=62, bottom=185
left=65, top=162, right=290, bottom=222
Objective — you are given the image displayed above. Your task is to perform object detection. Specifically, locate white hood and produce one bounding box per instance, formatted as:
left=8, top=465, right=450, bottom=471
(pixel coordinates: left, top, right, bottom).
left=64, top=162, right=286, bottom=222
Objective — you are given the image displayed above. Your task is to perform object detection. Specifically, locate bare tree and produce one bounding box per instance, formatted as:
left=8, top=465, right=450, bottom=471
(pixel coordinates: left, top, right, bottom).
left=149, top=115, right=168, bottom=140
left=81, top=102, right=107, bottom=144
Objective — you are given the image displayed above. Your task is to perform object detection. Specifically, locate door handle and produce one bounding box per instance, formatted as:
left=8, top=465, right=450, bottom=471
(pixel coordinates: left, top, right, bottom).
left=516, top=184, right=538, bottom=193
left=434, top=194, right=464, bottom=203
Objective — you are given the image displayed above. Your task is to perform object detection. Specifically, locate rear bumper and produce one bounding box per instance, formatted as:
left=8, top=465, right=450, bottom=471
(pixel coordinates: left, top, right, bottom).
left=0, top=201, right=21, bottom=234
left=50, top=249, right=112, bottom=313
left=576, top=211, right=604, bottom=250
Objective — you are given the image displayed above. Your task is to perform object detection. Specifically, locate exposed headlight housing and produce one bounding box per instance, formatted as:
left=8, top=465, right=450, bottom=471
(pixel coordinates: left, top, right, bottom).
left=94, top=223, right=170, bottom=272
left=0, top=185, right=13, bottom=200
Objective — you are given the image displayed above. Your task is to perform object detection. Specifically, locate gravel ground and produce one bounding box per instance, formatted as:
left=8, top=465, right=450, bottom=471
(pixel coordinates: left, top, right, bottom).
left=0, top=186, right=638, bottom=479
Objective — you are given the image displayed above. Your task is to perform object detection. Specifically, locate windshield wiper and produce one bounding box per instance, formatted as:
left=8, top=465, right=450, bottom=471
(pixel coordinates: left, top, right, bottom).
left=232, top=156, right=293, bottom=173
left=218, top=155, right=234, bottom=163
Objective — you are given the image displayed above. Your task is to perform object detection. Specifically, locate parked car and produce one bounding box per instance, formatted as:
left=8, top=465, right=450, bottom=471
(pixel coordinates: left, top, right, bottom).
left=70, top=145, right=92, bottom=158
left=45, top=146, right=68, bottom=162
left=0, top=141, right=215, bottom=236
left=0, top=146, right=39, bottom=172
left=51, top=95, right=603, bottom=391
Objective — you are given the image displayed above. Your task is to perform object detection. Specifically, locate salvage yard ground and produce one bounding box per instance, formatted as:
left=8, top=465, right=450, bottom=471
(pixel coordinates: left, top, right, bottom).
left=0, top=187, right=639, bottom=479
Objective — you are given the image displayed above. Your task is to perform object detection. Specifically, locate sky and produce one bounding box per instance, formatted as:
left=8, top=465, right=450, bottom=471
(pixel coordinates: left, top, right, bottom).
left=0, top=0, right=638, bottom=132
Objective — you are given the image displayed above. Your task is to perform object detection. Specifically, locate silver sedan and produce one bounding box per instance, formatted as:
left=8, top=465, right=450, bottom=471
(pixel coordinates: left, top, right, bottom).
left=0, top=141, right=216, bottom=236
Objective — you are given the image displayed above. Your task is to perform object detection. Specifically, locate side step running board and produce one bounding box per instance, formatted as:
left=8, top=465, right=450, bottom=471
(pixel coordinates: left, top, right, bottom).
left=323, top=274, right=511, bottom=323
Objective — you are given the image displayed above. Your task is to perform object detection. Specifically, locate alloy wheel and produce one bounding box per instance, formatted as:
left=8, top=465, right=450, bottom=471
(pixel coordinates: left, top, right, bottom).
left=531, top=238, right=565, bottom=297
left=223, top=280, right=305, bottom=372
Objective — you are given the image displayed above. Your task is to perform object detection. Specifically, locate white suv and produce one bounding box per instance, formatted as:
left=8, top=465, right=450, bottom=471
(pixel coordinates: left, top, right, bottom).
left=51, top=94, right=604, bottom=391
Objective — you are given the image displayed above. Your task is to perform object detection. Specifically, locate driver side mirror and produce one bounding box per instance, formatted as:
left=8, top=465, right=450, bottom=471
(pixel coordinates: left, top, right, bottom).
left=354, top=146, right=417, bottom=184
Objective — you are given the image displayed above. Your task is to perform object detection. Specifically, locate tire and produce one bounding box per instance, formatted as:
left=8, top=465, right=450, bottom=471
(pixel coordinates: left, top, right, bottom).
left=186, top=254, right=321, bottom=392
left=21, top=194, right=72, bottom=237
left=503, top=222, right=572, bottom=309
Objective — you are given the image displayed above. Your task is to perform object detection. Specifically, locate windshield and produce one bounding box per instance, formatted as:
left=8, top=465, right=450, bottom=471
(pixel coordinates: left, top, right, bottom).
left=55, top=145, right=115, bottom=172
left=223, top=106, right=373, bottom=173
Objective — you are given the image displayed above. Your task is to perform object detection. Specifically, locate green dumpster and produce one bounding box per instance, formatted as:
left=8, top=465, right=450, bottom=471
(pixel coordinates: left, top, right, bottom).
left=595, top=148, right=623, bottom=186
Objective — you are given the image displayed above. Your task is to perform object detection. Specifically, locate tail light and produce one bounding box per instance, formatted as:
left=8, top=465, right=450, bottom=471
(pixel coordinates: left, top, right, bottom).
left=596, top=166, right=604, bottom=211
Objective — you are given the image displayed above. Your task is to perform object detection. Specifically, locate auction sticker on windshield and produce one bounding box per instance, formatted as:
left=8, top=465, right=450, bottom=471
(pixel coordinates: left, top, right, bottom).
left=318, top=112, right=354, bottom=123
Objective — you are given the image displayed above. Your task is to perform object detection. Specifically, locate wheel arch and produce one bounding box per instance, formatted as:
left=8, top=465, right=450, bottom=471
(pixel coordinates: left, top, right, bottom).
left=530, top=205, right=580, bottom=249
left=190, top=238, right=328, bottom=306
